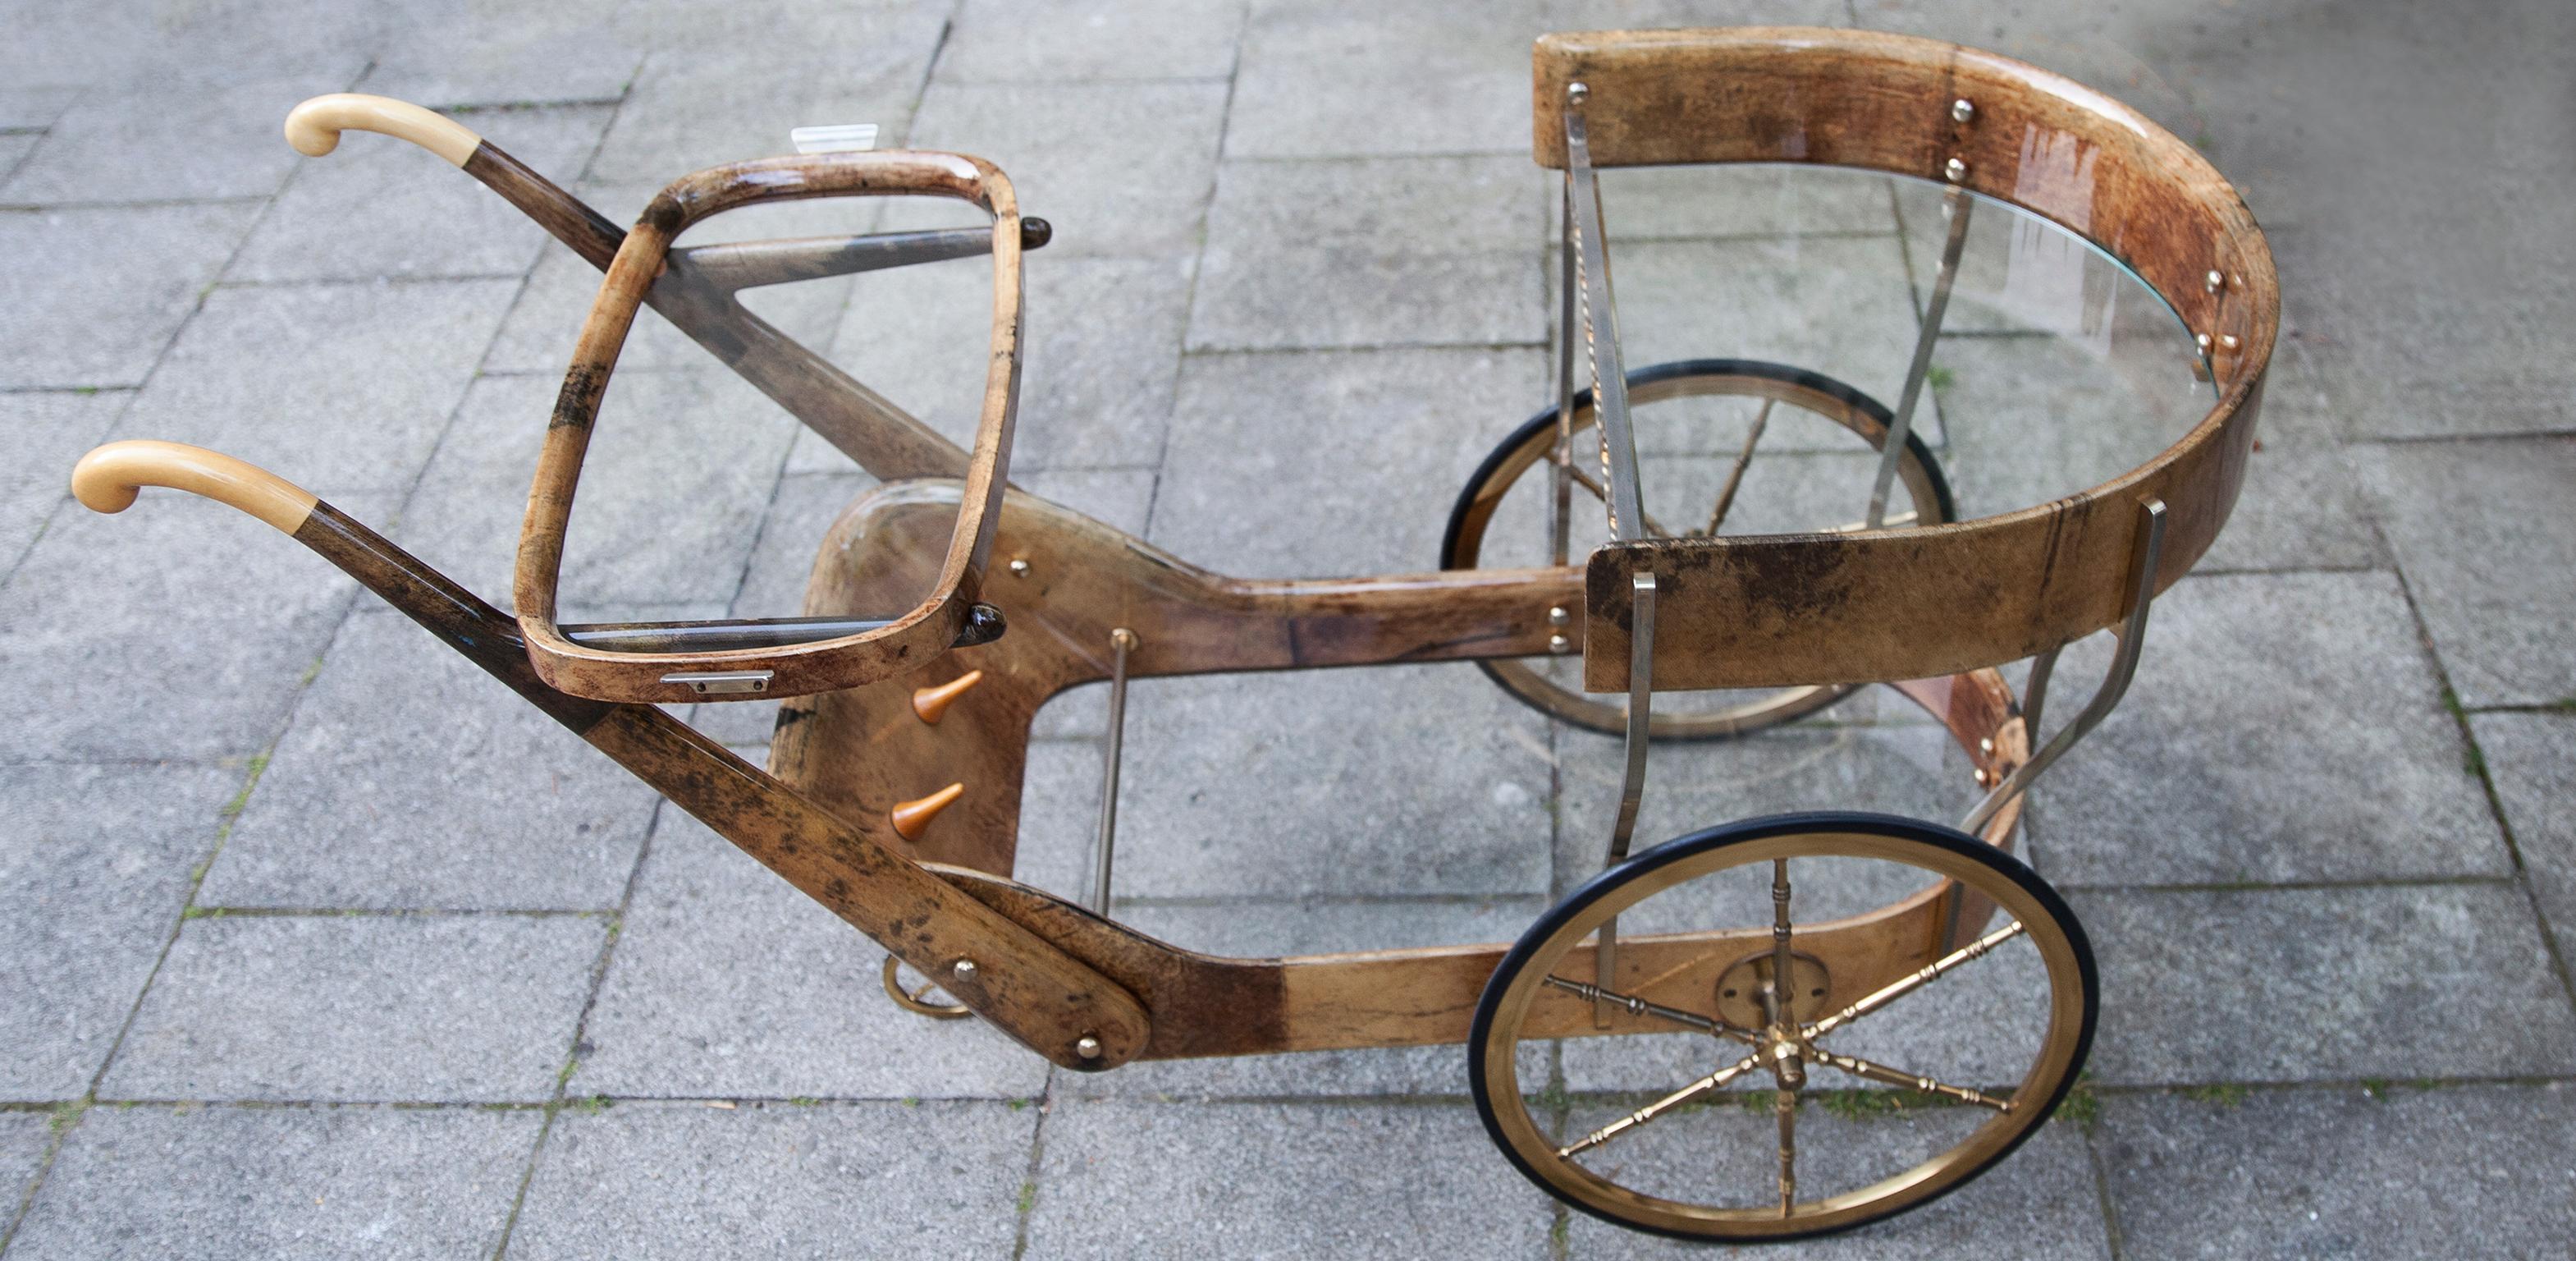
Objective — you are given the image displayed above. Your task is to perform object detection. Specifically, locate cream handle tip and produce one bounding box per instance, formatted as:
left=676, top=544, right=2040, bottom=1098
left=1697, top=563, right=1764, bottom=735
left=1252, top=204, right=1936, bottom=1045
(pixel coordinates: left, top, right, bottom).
left=72, top=441, right=320, bottom=534
left=283, top=94, right=480, bottom=167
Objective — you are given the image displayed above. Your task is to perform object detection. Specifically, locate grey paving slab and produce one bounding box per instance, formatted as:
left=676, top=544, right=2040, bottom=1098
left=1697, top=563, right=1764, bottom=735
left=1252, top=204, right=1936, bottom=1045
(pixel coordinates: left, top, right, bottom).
left=941, top=0, right=1245, bottom=82
left=0, top=389, right=125, bottom=571
left=0, top=201, right=258, bottom=387
left=507, top=1100, right=1032, bottom=1260
left=111, top=277, right=516, bottom=496
left=573, top=809, right=1050, bottom=1099
left=0, top=763, right=235, bottom=1102
left=0, top=490, right=381, bottom=763
left=0, top=1, right=377, bottom=94
left=888, top=81, right=1229, bottom=259
left=2030, top=571, right=2502, bottom=887
left=2352, top=438, right=2576, bottom=708
left=7, top=1103, right=538, bottom=1261
left=0, top=86, right=78, bottom=131
left=1, top=69, right=362, bottom=204
left=2474, top=713, right=2576, bottom=960
left=357, top=1, right=643, bottom=107
left=1083, top=664, right=1555, bottom=899
left=1605, top=235, right=1951, bottom=451
left=1025, top=1098, right=1558, bottom=1259
left=393, top=369, right=799, bottom=612
left=822, top=252, right=1196, bottom=470
left=2098, top=1083, right=2576, bottom=1260
left=1188, top=155, right=1545, bottom=351
left=1560, top=1111, right=2108, bottom=1259
left=584, top=16, right=946, bottom=186
left=230, top=103, right=615, bottom=282
left=0, top=131, right=37, bottom=183
left=1054, top=897, right=1544, bottom=1099
left=198, top=609, right=661, bottom=911
left=2074, top=883, right=2576, bottom=1085
left=2194, top=346, right=2385, bottom=572
left=0, top=1111, right=52, bottom=1220
left=481, top=179, right=867, bottom=376
left=1154, top=346, right=1549, bottom=576
left=101, top=914, right=604, bottom=1102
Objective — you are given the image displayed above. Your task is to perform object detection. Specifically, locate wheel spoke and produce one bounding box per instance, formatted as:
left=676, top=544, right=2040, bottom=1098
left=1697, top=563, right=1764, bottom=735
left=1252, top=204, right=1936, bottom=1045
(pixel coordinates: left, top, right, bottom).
left=1558, top=454, right=1677, bottom=539
left=1542, top=974, right=1759, bottom=1046
left=1768, top=858, right=1796, bottom=1025
left=1805, top=1047, right=2014, bottom=1111
left=1558, top=1050, right=1767, bottom=1158
left=1803, top=919, right=2026, bottom=1040
left=1704, top=397, right=1773, bottom=535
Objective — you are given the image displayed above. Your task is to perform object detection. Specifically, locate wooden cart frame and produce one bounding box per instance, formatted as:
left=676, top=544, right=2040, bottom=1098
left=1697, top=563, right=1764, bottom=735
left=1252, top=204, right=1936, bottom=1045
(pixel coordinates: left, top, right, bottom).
left=73, top=27, right=2274, bottom=1241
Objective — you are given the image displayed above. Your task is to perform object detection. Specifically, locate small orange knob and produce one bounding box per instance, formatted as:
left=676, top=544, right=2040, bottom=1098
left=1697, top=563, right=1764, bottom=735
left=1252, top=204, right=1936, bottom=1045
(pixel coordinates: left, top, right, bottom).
left=889, top=782, right=965, bottom=840
left=911, top=670, right=984, bottom=725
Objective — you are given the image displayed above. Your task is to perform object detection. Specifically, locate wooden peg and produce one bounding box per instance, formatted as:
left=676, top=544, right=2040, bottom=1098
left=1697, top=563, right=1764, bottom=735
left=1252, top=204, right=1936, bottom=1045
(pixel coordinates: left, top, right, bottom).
left=889, top=782, right=965, bottom=840
left=910, top=670, right=985, bottom=725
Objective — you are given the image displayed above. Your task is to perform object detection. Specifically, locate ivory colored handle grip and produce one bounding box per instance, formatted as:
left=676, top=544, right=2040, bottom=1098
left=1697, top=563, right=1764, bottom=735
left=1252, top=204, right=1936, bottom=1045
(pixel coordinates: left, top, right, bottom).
left=283, top=94, right=481, bottom=167
left=72, top=441, right=320, bottom=534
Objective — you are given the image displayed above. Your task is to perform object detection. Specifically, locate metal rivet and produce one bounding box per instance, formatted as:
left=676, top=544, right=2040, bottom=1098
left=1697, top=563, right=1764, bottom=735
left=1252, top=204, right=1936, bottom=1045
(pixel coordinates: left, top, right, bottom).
left=2204, top=269, right=2226, bottom=293
left=1566, top=81, right=1589, bottom=106
left=951, top=959, right=978, bottom=982
left=1548, top=633, right=1572, bottom=655
left=1075, top=1035, right=1102, bottom=1060
left=2219, top=333, right=2241, bottom=350
left=2194, top=332, right=2214, bottom=355
left=1008, top=558, right=1031, bottom=578
left=1978, top=737, right=1994, bottom=754
left=1547, top=606, right=1570, bottom=626
left=1943, top=156, right=1969, bottom=182
left=1951, top=99, right=1975, bottom=124
left=1974, top=768, right=1993, bottom=786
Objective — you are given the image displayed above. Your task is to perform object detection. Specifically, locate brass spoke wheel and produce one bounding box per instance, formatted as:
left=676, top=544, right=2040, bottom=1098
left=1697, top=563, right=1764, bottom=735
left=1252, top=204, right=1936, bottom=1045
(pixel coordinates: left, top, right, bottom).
left=1469, top=814, right=2094, bottom=1243
left=1441, top=360, right=1956, bottom=740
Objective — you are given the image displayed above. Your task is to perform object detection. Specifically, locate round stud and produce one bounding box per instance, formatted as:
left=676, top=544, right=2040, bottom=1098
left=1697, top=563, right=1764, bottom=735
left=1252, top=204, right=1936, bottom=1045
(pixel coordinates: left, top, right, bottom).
left=2204, top=269, right=2226, bottom=293
left=1978, top=736, right=1995, bottom=754
left=1944, top=156, right=1969, bottom=182
left=2195, top=332, right=2215, bottom=355
left=1075, top=1035, right=1103, bottom=1060
left=2219, top=333, right=2241, bottom=351
left=1008, top=557, right=1032, bottom=578
left=952, top=958, right=979, bottom=982
left=1567, top=81, right=1590, bottom=106
left=1547, top=606, right=1570, bottom=626
left=1951, top=98, right=1975, bottom=124
left=1548, top=633, right=1572, bottom=655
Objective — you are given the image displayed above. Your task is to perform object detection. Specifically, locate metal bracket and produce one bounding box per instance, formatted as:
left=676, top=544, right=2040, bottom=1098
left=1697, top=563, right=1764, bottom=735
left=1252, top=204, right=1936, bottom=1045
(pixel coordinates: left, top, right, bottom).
left=1595, top=569, right=1658, bottom=1025
left=1961, top=498, right=2169, bottom=833
left=1868, top=184, right=1974, bottom=530
left=1562, top=84, right=1647, bottom=543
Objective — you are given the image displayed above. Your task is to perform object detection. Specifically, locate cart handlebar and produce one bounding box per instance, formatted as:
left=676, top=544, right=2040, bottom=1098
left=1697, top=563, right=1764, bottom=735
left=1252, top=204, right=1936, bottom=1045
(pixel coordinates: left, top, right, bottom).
left=72, top=440, right=321, bottom=534
left=284, top=94, right=480, bottom=167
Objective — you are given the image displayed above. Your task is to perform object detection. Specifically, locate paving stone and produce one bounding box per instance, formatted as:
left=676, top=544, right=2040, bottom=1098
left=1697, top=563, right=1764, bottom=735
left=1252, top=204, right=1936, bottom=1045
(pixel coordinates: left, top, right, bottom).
left=7, top=1104, right=538, bottom=1261
left=111, top=277, right=515, bottom=496
left=230, top=103, right=615, bottom=282
left=198, top=610, right=661, bottom=911
left=0, top=763, right=236, bottom=1101
left=941, top=0, right=1245, bottom=82
left=0, top=85, right=78, bottom=131
left=2351, top=438, right=2576, bottom=708
left=0, top=389, right=125, bottom=571
left=2193, top=343, right=2384, bottom=572
left=101, top=914, right=604, bottom=1102
left=358, top=0, right=643, bottom=107
left=393, top=370, right=799, bottom=612
left=0, top=489, right=382, bottom=763
left=1154, top=346, right=1550, bottom=577
left=1188, top=155, right=1545, bottom=351
left=826, top=253, right=1197, bottom=470
left=2073, top=883, right=2576, bottom=1085
left=2098, top=1083, right=2576, bottom=1260
left=584, top=18, right=946, bottom=186
left=2473, top=713, right=2576, bottom=960
left=886, top=81, right=1229, bottom=259
left=507, top=1100, right=1032, bottom=1259
left=1091, top=664, right=1554, bottom=899
left=2029, top=572, right=2502, bottom=887
left=0, top=1111, right=51, bottom=1217
left=0, top=2, right=377, bottom=94
left=0, top=201, right=258, bottom=387
left=0, top=131, right=37, bottom=182
left=573, top=809, right=1050, bottom=1099
left=1559, top=1108, right=2108, bottom=1258
left=481, top=179, right=869, bottom=377
left=1052, top=897, right=1545, bottom=1099
left=2, top=69, right=363, bottom=204
left=1026, top=1098, right=1557, bottom=1259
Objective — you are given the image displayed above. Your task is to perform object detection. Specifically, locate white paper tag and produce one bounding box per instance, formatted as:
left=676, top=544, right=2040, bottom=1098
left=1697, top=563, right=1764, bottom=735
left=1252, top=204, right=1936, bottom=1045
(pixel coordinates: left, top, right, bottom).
left=790, top=123, right=881, bottom=154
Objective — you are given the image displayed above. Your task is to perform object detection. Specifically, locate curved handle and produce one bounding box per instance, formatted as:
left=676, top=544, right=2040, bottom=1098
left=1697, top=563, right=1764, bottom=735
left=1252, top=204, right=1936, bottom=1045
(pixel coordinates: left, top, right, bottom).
left=71, top=441, right=320, bottom=534
left=283, top=94, right=481, bottom=167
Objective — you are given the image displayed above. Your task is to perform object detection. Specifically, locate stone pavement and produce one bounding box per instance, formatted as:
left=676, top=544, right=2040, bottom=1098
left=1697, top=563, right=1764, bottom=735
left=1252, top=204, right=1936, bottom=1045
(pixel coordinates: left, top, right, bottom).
left=3, top=0, right=2573, bottom=1256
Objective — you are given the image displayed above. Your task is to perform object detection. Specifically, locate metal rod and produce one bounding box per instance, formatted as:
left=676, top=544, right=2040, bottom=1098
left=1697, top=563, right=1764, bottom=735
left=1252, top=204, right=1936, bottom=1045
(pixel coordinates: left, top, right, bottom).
left=2022, top=643, right=2063, bottom=751
left=1563, top=86, right=1645, bottom=542
left=1595, top=569, right=1658, bottom=1025
left=1961, top=499, right=2169, bottom=833
left=1090, top=627, right=1137, bottom=915
left=673, top=219, right=1051, bottom=293
left=1867, top=186, right=1974, bottom=530
left=1705, top=397, right=1773, bottom=536
left=1551, top=176, right=1577, bottom=569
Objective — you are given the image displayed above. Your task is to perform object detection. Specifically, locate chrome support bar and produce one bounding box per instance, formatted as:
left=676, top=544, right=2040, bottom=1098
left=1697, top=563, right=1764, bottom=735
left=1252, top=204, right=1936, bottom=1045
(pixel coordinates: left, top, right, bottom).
left=1563, top=85, right=1646, bottom=543
left=674, top=219, right=1052, bottom=293
left=1550, top=177, right=1578, bottom=569
left=1595, top=569, right=1658, bottom=1025
left=1090, top=627, right=1138, bottom=915
left=1961, top=498, right=2169, bottom=833
left=1868, top=187, right=1974, bottom=530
